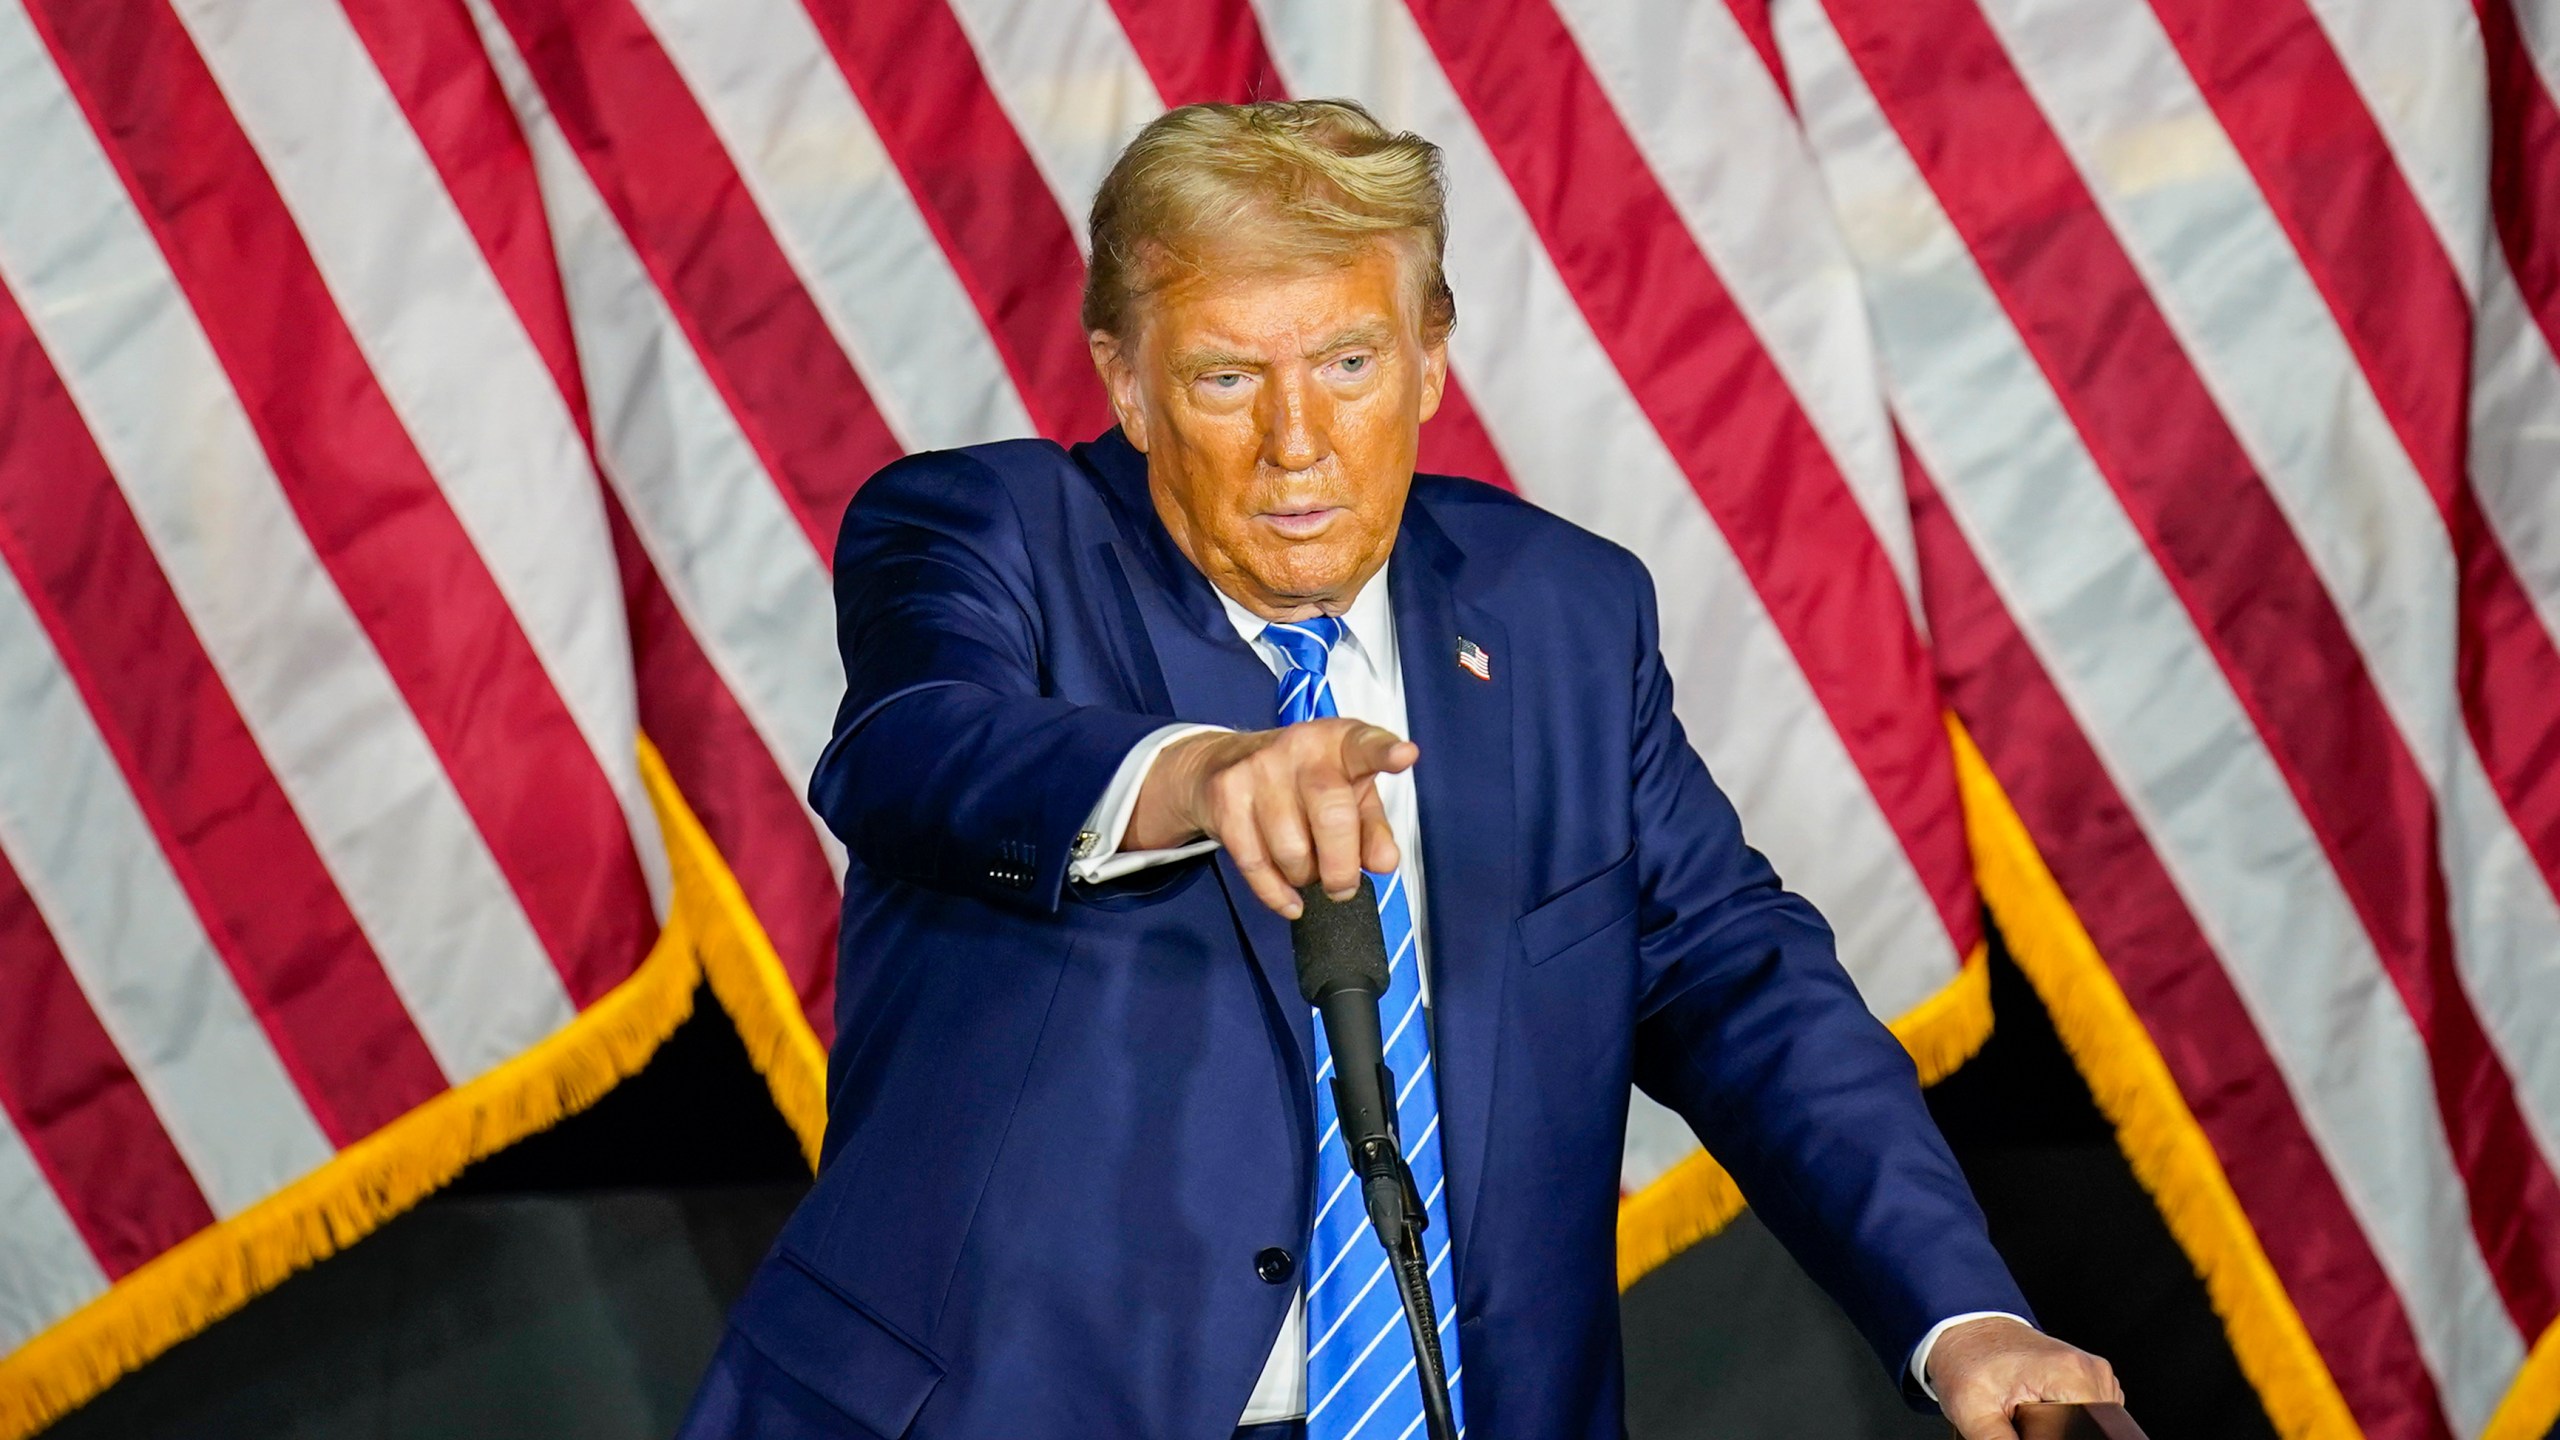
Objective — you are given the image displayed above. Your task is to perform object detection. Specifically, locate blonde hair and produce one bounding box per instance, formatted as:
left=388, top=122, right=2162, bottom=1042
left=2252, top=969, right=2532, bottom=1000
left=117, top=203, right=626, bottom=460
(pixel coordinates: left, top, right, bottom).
left=1083, top=99, right=1455, bottom=342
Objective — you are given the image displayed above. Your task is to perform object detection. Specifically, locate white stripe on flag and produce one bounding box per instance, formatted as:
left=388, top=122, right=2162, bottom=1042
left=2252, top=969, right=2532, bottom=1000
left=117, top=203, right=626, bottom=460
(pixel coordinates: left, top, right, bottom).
left=940, top=0, right=1167, bottom=246
left=2309, top=0, right=2560, bottom=669
left=2263, top=0, right=2560, bottom=1164
left=1973, top=0, right=2560, bottom=1170
left=1972, top=0, right=2458, bottom=737
left=0, top=3, right=577, bottom=1087
left=1550, top=0, right=1922, bottom=614
left=2515, top=0, right=2560, bottom=105
left=469, top=0, right=847, bottom=876
left=0, top=1111, right=106, bottom=1354
left=2298, top=0, right=2491, bottom=295
left=0, top=558, right=334, bottom=1218
left=2471, top=262, right=2560, bottom=652
left=631, top=0, right=1039, bottom=449
left=1622, top=1091, right=1702, bottom=1194
left=168, top=0, right=670, bottom=919
left=2307, top=0, right=2560, bottom=663
left=1777, top=5, right=2524, bottom=1428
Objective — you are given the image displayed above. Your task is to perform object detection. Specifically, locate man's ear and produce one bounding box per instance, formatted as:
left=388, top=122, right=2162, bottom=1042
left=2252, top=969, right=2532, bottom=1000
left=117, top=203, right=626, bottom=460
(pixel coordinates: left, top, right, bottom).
left=1416, top=333, right=1450, bottom=426
left=1088, top=330, right=1150, bottom=452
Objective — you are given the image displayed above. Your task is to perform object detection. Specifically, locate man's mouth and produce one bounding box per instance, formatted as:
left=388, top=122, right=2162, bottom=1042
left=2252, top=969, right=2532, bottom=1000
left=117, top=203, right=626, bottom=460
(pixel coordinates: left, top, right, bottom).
left=1258, top=506, right=1342, bottom=539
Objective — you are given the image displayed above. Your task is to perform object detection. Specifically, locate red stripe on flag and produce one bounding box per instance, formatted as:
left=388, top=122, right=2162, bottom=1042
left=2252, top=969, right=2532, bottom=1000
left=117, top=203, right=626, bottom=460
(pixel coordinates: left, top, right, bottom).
left=1103, top=0, right=1284, bottom=104
left=1101, top=0, right=1518, bottom=490
left=362, top=0, right=849, bottom=1032
left=2153, top=0, right=2560, bottom=963
left=373, top=0, right=844, bottom=1030
left=1414, top=383, right=1517, bottom=493
left=2483, top=0, right=2560, bottom=359
left=0, top=839, right=218, bottom=1280
left=2457, top=493, right=2560, bottom=901
left=1407, top=0, right=1977, bottom=952
left=30, top=0, right=656, bottom=1011
left=2471, top=0, right=2560, bottom=895
left=489, top=0, right=904, bottom=555
left=1718, top=0, right=1794, bottom=110
left=364, top=0, right=852, bottom=1025
left=800, top=0, right=1112, bottom=444
left=1906, top=446, right=2457, bottom=1440
left=350, top=0, right=854, bottom=1012
left=338, top=0, right=591, bottom=434
left=609, top=502, right=840, bottom=1042
left=1828, top=0, right=2560, bottom=1334
left=0, top=277, right=447, bottom=1143
left=2146, top=0, right=2469, bottom=513
left=347, top=0, right=852, bottom=992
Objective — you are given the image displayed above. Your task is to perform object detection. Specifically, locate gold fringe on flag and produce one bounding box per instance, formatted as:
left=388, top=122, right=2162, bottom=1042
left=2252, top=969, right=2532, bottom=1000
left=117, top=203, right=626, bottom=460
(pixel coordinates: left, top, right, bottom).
left=0, top=763, right=704, bottom=1440
left=1944, top=717, right=2364, bottom=1440
left=639, top=741, right=831, bottom=1167
left=2486, top=1319, right=2560, bottom=1440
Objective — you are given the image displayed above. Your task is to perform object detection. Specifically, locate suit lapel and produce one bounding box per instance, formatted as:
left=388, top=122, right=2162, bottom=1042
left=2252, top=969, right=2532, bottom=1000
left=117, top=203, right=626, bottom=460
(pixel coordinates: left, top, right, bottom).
left=1392, top=504, right=1514, bottom=1266
left=1081, top=433, right=1314, bottom=1077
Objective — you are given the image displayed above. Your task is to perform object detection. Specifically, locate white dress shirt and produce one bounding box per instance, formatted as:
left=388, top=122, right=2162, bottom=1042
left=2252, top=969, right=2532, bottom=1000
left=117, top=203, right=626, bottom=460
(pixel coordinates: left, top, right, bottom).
left=1068, top=564, right=2017, bottom=1419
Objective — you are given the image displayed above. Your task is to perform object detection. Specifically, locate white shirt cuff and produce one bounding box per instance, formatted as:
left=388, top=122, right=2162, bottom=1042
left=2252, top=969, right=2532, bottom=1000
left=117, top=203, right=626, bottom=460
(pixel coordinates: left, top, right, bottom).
left=1068, top=723, right=1232, bottom=884
left=1909, top=1311, right=2033, bottom=1403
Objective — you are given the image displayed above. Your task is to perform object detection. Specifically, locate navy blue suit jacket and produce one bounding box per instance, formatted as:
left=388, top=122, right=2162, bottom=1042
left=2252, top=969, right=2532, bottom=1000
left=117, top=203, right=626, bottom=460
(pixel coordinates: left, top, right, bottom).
left=678, top=429, right=2029, bottom=1439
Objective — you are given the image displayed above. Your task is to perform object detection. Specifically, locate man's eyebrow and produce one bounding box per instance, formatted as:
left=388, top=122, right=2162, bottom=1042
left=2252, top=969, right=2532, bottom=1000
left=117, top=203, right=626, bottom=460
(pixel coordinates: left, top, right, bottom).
left=1167, top=345, right=1260, bottom=374
left=1308, top=323, right=1394, bottom=356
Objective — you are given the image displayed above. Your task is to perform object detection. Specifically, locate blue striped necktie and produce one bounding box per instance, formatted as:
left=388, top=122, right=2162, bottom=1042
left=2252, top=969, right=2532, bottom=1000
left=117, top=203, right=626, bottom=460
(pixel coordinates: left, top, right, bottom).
left=1259, top=618, right=1465, bottom=1440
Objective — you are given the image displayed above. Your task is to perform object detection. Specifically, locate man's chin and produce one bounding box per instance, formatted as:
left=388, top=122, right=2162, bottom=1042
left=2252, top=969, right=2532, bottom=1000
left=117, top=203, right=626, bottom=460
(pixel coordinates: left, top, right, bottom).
left=1231, top=560, right=1374, bottom=616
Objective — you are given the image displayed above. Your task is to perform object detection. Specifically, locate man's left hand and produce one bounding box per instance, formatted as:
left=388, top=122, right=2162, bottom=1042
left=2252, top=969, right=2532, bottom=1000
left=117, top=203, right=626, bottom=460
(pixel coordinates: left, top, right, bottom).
left=1927, top=1316, right=2122, bottom=1440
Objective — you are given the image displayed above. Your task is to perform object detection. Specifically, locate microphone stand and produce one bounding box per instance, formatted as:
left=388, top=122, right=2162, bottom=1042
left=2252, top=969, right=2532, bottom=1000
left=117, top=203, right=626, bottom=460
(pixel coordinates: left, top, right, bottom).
left=1341, top=1072, right=1460, bottom=1440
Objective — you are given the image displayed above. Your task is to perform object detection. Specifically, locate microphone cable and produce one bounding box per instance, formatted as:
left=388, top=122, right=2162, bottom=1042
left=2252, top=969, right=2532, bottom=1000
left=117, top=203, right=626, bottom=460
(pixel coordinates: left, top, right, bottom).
left=1382, top=1192, right=1459, bottom=1440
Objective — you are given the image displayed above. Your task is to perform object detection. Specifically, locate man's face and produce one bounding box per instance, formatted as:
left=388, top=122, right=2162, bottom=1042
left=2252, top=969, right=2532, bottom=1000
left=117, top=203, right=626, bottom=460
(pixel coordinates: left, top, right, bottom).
left=1092, top=243, right=1449, bottom=621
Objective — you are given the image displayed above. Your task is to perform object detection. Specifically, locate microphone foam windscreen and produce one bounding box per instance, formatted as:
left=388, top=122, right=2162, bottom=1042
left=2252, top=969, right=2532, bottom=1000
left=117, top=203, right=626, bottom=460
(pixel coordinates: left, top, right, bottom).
left=1291, top=876, right=1392, bottom=1003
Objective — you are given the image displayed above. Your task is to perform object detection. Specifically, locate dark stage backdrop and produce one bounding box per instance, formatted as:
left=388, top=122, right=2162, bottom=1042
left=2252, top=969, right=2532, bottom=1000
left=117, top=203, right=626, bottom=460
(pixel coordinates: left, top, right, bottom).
left=43, top=950, right=2291, bottom=1440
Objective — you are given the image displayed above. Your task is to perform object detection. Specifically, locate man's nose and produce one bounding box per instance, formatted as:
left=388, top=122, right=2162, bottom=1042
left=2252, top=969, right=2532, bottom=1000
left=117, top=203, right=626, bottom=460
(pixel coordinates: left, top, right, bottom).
left=1259, top=368, right=1331, bottom=473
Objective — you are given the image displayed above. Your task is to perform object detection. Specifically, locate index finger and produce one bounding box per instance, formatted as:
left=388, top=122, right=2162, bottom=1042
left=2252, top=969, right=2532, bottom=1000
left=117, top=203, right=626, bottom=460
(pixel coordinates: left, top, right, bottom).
left=1339, top=723, right=1420, bottom=780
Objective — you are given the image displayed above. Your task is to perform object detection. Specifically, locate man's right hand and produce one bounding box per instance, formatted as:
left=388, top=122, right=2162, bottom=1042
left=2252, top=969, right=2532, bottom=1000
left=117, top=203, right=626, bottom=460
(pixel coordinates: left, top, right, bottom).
left=1125, top=719, right=1420, bottom=918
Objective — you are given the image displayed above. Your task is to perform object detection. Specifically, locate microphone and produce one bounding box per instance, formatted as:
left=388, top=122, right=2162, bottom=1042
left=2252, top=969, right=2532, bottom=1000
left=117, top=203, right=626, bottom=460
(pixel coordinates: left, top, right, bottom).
left=1292, top=877, right=1425, bottom=1245
left=1293, top=880, right=1460, bottom=1440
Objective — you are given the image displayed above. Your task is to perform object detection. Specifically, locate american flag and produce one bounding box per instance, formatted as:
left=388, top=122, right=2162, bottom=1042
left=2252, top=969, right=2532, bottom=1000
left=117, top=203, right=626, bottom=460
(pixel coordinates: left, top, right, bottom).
left=0, top=1, right=2553, bottom=1437
left=1454, top=637, right=1492, bottom=681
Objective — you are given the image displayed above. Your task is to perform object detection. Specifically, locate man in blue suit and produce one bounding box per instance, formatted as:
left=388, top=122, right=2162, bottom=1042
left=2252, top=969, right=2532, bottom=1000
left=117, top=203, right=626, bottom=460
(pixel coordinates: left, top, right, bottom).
left=681, top=100, right=2119, bottom=1440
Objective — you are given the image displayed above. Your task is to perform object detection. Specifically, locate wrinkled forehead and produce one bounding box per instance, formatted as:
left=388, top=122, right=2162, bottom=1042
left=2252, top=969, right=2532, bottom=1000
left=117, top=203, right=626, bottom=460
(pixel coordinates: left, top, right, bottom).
left=1122, top=230, right=1433, bottom=347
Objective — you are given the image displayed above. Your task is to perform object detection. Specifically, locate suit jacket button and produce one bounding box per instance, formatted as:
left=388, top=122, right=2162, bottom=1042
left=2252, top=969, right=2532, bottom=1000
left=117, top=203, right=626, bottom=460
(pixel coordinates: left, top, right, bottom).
left=1255, top=1247, right=1295, bottom=1285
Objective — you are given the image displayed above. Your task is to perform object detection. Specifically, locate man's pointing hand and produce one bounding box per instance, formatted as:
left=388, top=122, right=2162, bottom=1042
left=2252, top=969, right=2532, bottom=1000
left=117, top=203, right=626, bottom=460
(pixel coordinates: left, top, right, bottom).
left=1128, top=719, right=1419, bottom=917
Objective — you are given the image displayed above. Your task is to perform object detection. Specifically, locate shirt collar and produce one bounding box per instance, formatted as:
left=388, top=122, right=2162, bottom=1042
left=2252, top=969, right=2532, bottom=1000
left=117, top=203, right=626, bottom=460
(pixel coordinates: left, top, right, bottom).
left=1212, top=560, right=1397, bottom=683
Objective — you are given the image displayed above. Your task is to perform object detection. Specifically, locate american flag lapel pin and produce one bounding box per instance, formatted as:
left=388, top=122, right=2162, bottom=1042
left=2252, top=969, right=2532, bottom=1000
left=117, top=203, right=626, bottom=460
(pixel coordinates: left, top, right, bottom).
left=1455, top=636, right=1492, bottom=681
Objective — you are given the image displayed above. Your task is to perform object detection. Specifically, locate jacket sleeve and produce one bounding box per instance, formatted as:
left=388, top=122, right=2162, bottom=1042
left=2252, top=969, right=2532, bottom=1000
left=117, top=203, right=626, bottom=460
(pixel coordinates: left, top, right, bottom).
left=806, top=450, right=1172, bottom=914
left=1617, top=554, right=2032, bottom=1394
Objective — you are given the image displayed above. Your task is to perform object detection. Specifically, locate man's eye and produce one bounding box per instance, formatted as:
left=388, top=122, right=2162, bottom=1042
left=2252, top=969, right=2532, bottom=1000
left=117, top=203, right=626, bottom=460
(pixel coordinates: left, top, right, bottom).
left=1205, top=373, right=1243, bottom=389
left=1338, top=355, right=1369, bottom=374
